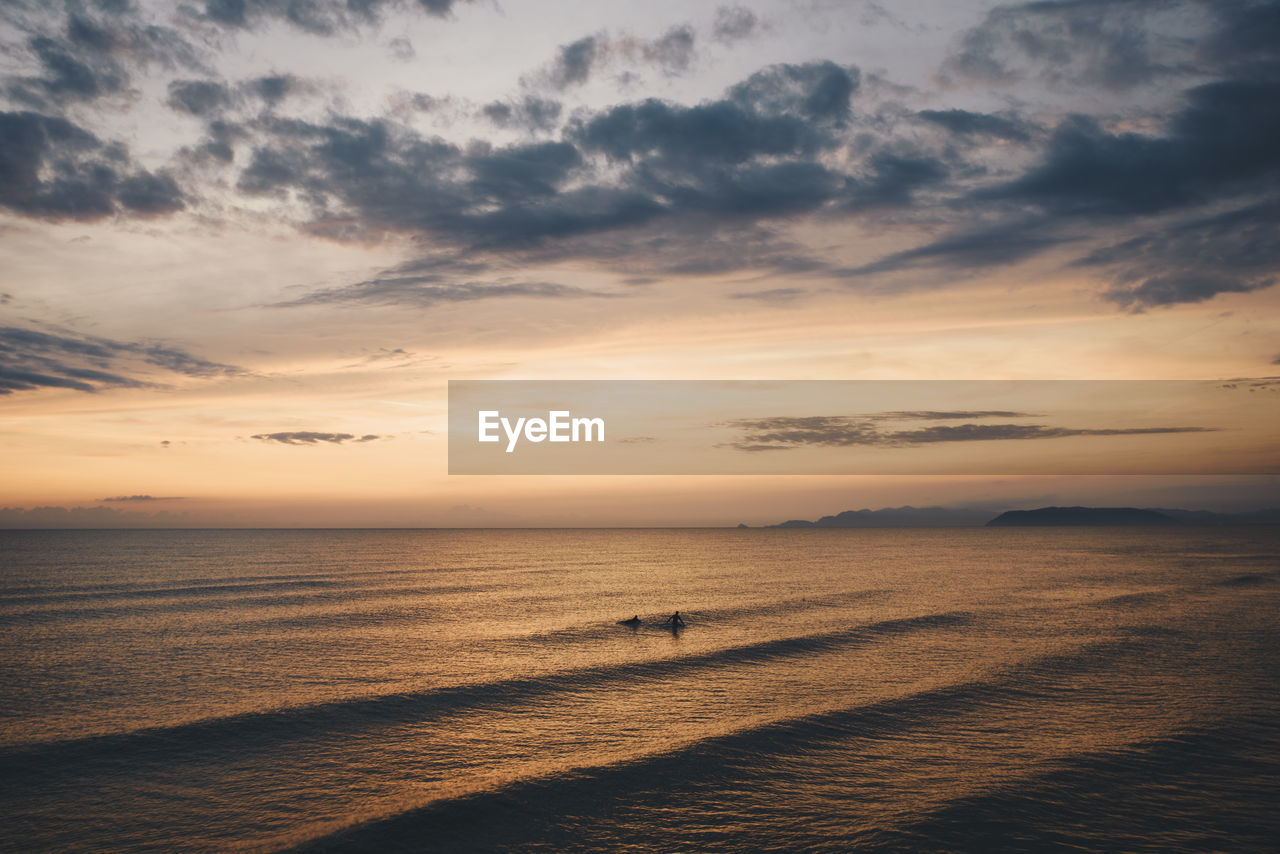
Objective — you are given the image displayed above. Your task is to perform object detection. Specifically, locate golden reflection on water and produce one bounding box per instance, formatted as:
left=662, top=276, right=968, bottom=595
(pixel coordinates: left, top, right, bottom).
left=0, top=528, right=1277, bottom=852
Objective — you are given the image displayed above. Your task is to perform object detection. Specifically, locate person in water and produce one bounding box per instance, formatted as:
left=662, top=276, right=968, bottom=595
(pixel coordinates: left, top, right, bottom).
left=666, top=610, right=685, bottom=627
left=618, top=615, right=641, bottom=626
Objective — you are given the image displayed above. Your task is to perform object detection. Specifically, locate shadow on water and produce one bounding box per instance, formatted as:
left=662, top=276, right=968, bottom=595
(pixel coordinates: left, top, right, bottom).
left=289, top=635, right=1280, bottom=853
left=0, top=613, right=973, bottom=782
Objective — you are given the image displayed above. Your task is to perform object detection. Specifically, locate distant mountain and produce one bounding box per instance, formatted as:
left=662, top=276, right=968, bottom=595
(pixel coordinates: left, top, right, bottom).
left=986, top=507, right=1180, bottom=526
left=1154, top=508, right=1280, bottom=525
left=770, top=506, right=993, bottom=528
left=768, top=505, right=1280, bottom=529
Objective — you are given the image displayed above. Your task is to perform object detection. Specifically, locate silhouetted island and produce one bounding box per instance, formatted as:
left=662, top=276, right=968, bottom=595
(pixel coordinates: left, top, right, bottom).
left=986, top=506, right=1180, bottom=526
left=770, top=506, right=993, bottom=528
left=764, top=505, right=1280, bottom=529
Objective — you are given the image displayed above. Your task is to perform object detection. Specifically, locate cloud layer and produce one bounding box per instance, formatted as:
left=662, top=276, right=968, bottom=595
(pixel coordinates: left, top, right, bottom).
left=0, top=0, right=1276, bottom=316
left=724, top=414, right=1214, bottom=452
left=0, top=326, right=242, bottom=394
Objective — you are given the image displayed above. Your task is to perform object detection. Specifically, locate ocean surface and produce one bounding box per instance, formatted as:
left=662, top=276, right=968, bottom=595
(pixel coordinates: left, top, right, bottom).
left=1, top=527, right=1277, bottom=852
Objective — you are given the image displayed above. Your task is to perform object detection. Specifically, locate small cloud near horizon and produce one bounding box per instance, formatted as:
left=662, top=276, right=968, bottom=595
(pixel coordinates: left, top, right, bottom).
left=251, top=432, right=382, bottom=445
left=723, top=415, right=1216, bottom=452
left=101, top=494, right=185, bottom=502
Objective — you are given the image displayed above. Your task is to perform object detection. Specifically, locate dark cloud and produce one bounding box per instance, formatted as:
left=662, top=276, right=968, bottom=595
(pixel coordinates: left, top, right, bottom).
left=198, top=0, right=467, bottom=36
left=532, top=221, right=831, bottom=279
left=712, top=6, right=758, bottom=44
left=250, top=432, right=381, bottom=445
left=252, top=74, right=301, bottom=106
left=166, top=74, right=310, bottom=119
left=4, top=4, right=205, bottom=109
left=727, top=61, right=859, bottom=125
left=186, top=119, right=245, bottom=163
left=0, top=111, right=185, bottom=221
left=838, top=218, right=1068, bottom=277
left=843, top=150, right=949, bottom=211
left=542, top=27, right=701, bottom=88
left=481, top=96, right=563, bottom=132
left=574, top=98, right=826, bottom=164
left=548, top=35, right=601, bottom=89
left=566, top=63, right=860, bottom=227
left=941, top=0, right=1195, bottom=91
left=916, top=109, right=1034, bottom=142
left=978, top=80, right=1280, bottom=217
left=1077, top=200, right=1280, bottom=307
left=642, top=25, right=696, bottom=74
left=116, top=171, right=184, bottom=214
left=275, top=277, right=617, bottom=308
left=1201, top=1, right=1280, bottom=70
left=167, top=79, right=234, bottom=116
left=233, top=110, right=671, bottom=248
left=0, top=325, right=242, bottom=394
left=1104, top=272, right=1270, bottom=310
left=25, top=33, right=127, bottom=100
left=723, top=414, right=1214, bottom=452
left=854, top=34, right=1280, bottom=301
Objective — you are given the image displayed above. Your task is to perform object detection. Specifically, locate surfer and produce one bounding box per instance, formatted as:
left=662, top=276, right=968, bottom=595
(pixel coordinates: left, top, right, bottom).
left=665, top=610, right=686, bottom=628
left=618, top=615, right=641, bottom=626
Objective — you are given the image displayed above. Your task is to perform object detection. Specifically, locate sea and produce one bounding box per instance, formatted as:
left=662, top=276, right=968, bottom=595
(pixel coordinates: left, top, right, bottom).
left=1, top=527, right=1277, bottom=852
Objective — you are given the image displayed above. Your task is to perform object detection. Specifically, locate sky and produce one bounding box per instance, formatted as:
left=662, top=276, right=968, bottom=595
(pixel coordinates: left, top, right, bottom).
left=1, top=0, right=1278, bottom=527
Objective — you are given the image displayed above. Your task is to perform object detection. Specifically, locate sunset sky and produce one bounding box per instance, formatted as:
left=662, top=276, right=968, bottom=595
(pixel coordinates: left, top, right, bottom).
left=2, top=0, right=1278, bottom=526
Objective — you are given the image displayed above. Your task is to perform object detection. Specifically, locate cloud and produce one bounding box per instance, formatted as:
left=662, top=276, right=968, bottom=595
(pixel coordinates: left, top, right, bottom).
left=712, top=6, right=759, bottom=44
left=4, top=4, right=205, bottom=110
left=0, top=325, right=243, bottom=394
left=976, top=80, right=1280, bottom=217
left=167, top=79, right=235, bottom=116
left=275, top=276, right=617, bottom=308
left=481, top=96, right=563, bottom=132
left=838, top=218, right=1068, bottom=277
left=197, top=0, right=468, bottom=36
left=6, top=2, right=1271, bottom=320
left=916, top=109, right=1034, bottom=142
left=1104, top=271, right=1271, bottom=310
left=0, top=111, right=185, bottom=221
left=540, top=27, right=701, bottom=89
left=727, top=61, right=858, bottom=125
left=641, top=25, right=697, bottom=75
left=850, top=48, right=1280, bottom=302
left=880, top=410, right=1035, bottom=419
left=722, top=414, right=1213, bottom=451
left=547, top=34, right=602, bottom=89
left=167, top=73, right=311, bottom=121
left=251, top=432, right=381, bottom=444
left=0, top=505, right=189, bottom=529
left=842, top=149, right=949, bottom=211
left=388, top=37, right=415, bottom=62
left=101, top=494, right=185, bottom=502
left=940, top=0, right=1198, bottom=92
left=1078, top=200, right=1280, bottom=308
left=729, top=287, right=807, bottom=302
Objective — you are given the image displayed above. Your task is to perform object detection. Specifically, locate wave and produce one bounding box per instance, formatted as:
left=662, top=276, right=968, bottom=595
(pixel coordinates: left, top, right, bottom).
left=286, top=635, right=1159, bottom=852
left=0, top=563, right=518, bottom=603
left=1214, top=571, right=1279, bottom=587
left=0, top=581, right=503, bottom=626
left=881, top=715, right=1280, bottom=853
left=0, top=612, right=973, bottom=777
